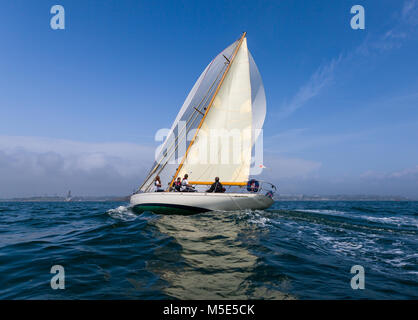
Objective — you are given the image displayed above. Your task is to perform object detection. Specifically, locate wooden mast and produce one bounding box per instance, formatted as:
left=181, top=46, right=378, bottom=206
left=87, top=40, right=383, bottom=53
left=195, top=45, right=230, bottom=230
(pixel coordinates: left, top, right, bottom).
left=167, top=32, right=247, bottom=190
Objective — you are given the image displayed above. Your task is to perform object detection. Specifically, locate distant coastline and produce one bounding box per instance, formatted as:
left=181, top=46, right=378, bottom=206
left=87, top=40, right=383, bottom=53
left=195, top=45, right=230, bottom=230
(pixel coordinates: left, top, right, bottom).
left=0, top=196, right=130, bottom=202
left=275, top=194, right=413, bottom=201
left=0, top=194, right=414, bottom=202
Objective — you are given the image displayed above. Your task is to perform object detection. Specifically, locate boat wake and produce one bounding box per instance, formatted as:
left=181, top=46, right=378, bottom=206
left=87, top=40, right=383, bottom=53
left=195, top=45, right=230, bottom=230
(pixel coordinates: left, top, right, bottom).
left=239, top=209, right=271, bottom=227
left=106, top=205, right=138, bottom=221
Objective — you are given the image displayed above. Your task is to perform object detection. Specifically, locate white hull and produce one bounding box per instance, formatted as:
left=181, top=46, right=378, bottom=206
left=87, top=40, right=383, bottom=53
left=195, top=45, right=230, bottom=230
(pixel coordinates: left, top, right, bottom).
left=130, top=192, right=274, bottom=214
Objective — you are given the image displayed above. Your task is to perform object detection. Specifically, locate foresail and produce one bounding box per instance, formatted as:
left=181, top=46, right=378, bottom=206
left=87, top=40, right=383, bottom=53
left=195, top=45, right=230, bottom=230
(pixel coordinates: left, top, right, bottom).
left=139, top=39, right=239, bottom=192
left=138, top=34, right=267, bottom=192
left=177, top=38, right=253, bottom=184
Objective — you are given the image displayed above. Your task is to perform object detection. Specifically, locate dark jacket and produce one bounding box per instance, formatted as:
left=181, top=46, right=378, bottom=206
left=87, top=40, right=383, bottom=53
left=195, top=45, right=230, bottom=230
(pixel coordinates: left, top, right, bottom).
left=172, top=180, right=181, bottom=192
left=206, top=181, right=224, bottom=193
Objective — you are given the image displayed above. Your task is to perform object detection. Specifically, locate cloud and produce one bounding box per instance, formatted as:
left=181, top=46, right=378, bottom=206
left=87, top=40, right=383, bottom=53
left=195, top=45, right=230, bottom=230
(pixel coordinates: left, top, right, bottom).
left=267, top=165, right=418, bottom=198
left=390, top=165, right=418, bottom=178
left=276, top=1, right=418, bottom=121
left=276, top=56, right=342, bottom=120
left=402, top=0, right=418, bottom=24
left=2, top=135, right=415, bottom=198
left=358, top=166, right=418, bottom=198
left=260, top=153, right=321, bottom=180
left=0, top=135, right=324, bottom=197
left=362, top=0, right=418, bottom=53
left=361, top=165, right=418, bottom=180
left=0, top=136, right=155, bottom=198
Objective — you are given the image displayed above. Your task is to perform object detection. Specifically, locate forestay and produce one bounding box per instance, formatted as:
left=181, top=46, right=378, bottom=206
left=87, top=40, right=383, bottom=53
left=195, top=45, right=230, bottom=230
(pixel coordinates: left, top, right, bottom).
left=138, top=34, right=266, bottom=192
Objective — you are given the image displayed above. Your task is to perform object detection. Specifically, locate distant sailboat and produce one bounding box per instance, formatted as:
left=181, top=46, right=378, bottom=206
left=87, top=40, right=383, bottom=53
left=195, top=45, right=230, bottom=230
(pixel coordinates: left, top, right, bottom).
left=131, top=33, right=276, bottom=214
left=65, top=190, right=72, bottom=202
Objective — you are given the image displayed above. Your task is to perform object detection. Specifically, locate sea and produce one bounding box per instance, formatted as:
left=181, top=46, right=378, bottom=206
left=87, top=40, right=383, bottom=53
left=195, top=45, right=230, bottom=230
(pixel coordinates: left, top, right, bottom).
left=0, top=201, right=417, bottom=299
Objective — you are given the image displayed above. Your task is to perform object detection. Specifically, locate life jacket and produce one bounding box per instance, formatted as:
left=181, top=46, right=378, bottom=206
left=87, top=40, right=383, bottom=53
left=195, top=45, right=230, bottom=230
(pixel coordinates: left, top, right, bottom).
left=247, top=179, right=259, bottom=192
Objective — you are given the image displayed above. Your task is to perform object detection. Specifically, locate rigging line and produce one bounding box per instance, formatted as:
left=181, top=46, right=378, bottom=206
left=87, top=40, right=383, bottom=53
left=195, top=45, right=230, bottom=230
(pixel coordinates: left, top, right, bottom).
left=143, top=75, right=222, bottom=193
left=154, top=42, right=238, bottom=169
left=137, top=61, right=217, bottom=192
left=139, top=40, right=239, bottom=193
left=152, top=57, right=215, bottom=156
left=168, top=34, right=246, bottom=188
left=168, top=33, right=247, bottom=190
left=140, top=61, right=228, bottom=191
left=140, top=42, right=239, bottom=193
left=138, top=51, right=232, bottom=190
left=140, top=61, right=230, bottom=192
left=142, top=108, right=202, bottom=192
left=193, top=107, right=204, bottom=116
left=189, top=37, right=252, bottom=186
left=139, top=41, right=239, bottom=191
left=137, top=59, right=227, bottom=192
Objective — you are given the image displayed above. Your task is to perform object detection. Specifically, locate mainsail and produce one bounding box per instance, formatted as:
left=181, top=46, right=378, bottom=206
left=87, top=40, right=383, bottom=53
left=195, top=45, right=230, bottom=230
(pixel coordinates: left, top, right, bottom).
left=139, top=33, right=266, bottom=192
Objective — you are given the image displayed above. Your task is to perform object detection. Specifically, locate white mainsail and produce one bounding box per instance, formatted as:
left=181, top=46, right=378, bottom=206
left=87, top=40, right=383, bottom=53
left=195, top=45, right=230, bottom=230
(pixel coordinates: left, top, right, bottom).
left=177, top=37, right=252, bottom=184
left=139, top=34, right=266, bottom=192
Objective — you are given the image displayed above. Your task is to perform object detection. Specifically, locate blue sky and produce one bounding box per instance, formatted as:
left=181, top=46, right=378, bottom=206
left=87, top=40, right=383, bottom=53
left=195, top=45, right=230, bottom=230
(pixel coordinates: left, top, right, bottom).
left=0, top=0, right=417, bottom=198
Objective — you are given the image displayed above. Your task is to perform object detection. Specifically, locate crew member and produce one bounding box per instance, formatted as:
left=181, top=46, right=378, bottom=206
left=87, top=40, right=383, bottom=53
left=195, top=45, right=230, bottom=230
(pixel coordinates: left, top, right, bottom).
left=182, top=174, right=194, bottom=192
left=206, top=177, right=225, bottom=193
left=154, top=176, right=164, bottom=192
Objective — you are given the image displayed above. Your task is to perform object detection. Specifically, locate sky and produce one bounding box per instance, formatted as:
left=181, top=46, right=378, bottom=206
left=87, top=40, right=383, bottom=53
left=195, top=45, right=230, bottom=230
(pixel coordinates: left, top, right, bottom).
left=0, top=0, right=418, bottom=198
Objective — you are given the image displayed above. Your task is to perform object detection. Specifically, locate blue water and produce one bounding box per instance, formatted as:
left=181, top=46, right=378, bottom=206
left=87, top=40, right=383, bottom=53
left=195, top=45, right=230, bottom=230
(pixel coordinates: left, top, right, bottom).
left=0, top=201, right=417, bottom=299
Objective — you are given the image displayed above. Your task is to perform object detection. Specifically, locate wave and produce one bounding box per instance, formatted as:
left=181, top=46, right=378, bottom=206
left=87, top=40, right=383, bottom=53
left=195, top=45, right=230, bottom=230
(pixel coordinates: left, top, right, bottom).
left=295, top=209, right=346, bottom=216
left=106, top=205, right=138, bottom=221
left=282, top=207, right=418, bottom=233
left=0, top=201, right=417, bottom=299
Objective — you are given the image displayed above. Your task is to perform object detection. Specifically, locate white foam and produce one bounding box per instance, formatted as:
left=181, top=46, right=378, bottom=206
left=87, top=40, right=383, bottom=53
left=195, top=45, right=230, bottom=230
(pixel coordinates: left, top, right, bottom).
left=362, top=215, right=418, bottom=228
left=107, top=206, right=137, bottom=221
left=297, top=209, right=418, bottom=229
left=248, top=216, right=270, bottom=227
left=296, top=209, right=345, bottom=215
left=244, top=210, right=271, bottom=227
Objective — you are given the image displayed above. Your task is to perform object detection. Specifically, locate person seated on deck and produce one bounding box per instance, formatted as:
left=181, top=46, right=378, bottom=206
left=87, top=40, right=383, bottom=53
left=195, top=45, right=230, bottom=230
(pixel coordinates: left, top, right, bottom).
left=172, top=177, right=182, bottom=192
left=181, top=174, right=195, bottom=192
left=154, top=176, right=164, bottom=192
left=206, top=177, right=225, bottom=193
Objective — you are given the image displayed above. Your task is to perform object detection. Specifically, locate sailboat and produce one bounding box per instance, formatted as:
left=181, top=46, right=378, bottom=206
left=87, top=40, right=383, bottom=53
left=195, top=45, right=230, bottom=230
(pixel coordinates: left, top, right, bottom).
left=65, top=190, right=72, bottom=202
left=130, top=32, right=276, bottom=214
